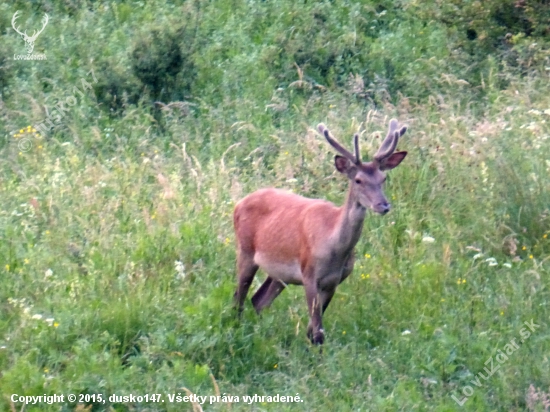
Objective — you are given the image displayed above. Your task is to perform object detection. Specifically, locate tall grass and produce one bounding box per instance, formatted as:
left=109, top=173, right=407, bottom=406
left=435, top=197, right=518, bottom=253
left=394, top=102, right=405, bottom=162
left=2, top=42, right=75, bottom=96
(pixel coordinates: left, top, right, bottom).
left=1, top=0, right=549, bottom=411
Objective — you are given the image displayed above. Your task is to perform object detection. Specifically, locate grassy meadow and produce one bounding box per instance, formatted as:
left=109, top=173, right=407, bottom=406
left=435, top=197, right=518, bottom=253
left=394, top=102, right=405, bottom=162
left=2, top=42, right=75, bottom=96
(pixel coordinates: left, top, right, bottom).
left=1, top=0, right=550, bottom=410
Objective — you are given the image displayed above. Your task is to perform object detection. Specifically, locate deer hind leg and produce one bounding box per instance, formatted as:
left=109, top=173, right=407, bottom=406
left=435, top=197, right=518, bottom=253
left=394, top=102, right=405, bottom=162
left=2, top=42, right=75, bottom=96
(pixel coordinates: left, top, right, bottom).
left=234, top=251, right=258, bottom=315
left=251, top=277, right=286, bottom=313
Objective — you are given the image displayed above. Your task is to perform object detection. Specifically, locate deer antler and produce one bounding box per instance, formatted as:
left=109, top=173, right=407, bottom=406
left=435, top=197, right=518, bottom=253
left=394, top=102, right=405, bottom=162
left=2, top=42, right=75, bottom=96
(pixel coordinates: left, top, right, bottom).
left=11, top=12, right=49, bottom=41
left=374, top=119, right=407, bottom=162
left=28, top=13, right=49, bottom=41
left=11, top=11, right=26, bottom=37
left=318, top=124, right=361, bottom=165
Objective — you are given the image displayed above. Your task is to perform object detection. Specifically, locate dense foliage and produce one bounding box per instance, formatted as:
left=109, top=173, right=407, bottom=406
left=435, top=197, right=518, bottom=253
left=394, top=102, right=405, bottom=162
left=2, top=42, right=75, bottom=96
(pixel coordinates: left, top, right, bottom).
left=1, top=0, right=549, bottom=411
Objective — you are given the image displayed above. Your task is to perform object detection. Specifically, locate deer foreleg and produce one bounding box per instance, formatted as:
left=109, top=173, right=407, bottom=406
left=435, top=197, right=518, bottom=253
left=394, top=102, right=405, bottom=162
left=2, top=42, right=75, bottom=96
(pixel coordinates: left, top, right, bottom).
left=304, top=275, right=324, bottom=344
left=251, top=277, right=286, bottom=313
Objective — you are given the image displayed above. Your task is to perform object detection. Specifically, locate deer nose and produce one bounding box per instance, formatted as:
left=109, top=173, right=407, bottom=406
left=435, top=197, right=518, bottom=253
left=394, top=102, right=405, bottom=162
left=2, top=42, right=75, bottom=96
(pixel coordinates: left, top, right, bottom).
left=377, top=202, right=391, bottom=215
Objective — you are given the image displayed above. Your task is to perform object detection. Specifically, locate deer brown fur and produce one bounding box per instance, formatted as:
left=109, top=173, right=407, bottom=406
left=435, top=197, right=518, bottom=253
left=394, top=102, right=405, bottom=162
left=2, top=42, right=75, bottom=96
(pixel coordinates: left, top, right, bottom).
left=233, top=119, right=408, bottom=344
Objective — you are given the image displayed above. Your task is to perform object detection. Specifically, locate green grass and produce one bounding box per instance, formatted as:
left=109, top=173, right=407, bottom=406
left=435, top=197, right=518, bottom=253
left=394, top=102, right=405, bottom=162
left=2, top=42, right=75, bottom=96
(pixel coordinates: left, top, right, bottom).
left=1, top=0, right=550, bottom=411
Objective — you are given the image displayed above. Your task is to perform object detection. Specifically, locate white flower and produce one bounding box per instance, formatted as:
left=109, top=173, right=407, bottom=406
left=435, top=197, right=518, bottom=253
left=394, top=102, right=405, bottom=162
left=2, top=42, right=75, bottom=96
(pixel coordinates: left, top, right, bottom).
left=473, top=253, right=484, bottom=260
left=175, top=260, right=185, bottom=280
left=503, top=263, right=512, bottom=268
left=485, top=257, right=498, bottom=267
left=44, top=269, right=53, bottom=278
left=31, top=314, right=43, bottom=320
left=45, top=317, right=55, bottom=326
left=402, top=330, right=412, bottom=335
left=422, top=236, right=435, bottom=243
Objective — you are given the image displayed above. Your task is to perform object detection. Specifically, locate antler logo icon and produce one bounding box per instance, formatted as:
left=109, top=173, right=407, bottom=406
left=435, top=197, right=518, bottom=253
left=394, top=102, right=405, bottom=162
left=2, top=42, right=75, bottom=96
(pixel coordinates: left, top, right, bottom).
left=12, top=11, right=49, bottom=55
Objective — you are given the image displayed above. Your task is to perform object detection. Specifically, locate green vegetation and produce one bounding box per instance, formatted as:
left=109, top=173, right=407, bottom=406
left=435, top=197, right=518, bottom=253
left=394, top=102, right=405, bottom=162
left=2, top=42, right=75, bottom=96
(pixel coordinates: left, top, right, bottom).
left=1, top=0, right=549, bottom=410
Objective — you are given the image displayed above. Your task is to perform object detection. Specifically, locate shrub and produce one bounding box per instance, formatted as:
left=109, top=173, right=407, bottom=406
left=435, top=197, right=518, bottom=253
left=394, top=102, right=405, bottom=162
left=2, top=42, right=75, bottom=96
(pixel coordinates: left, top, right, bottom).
left=131, top=26, right=196, bottom=102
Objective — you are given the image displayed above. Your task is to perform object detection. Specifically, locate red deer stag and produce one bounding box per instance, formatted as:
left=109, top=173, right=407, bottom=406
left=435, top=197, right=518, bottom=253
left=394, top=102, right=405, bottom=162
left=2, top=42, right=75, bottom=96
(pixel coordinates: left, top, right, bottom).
left=233, top=119, right=408, bottom=344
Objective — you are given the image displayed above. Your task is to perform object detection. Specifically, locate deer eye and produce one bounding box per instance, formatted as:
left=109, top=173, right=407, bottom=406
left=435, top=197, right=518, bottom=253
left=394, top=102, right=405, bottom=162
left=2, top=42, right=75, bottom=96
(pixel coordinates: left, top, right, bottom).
left=355, top=178, right=362, bottom=184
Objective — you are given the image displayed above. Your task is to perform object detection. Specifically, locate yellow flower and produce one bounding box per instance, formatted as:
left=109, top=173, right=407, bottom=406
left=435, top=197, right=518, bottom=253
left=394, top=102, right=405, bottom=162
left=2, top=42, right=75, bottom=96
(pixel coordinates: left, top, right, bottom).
left=522, top=246, right=527, bottom=250
left=274, top=364, right=278, bottom=369
left=529, top=255, right=533, bottom=259
left=5, top=264, right=9, bottom=271
left=19, top=129, right=23, bottom=133
left=342, top=330, right=346, bottom=335
left=24, top=259, right=29, bottom=264
left=364, top=253, right=371, bottom=258
left=544, top=234, right=548, bottom=239
left=500, top=311, right=504, bottom=316
left=441, top=298, right=445, bottom=302
left=462, top=279, right=466, bottom=284
left=53, top=322, right=59, bottom=328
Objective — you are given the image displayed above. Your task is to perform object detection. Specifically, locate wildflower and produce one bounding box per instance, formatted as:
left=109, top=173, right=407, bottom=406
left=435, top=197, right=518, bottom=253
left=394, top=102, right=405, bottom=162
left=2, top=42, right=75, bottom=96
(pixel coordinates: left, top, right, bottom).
left=364, top=253, right=371, bottom=258
left=342, top=331, right=346, bottom=335
left=441, top=298, right=445, bottom=302
left=473, top=253, right=483, bottom=260
left=45, top=318, right=55, bottom=326
left=544, top=234, right=547, bottom=239
left=402, top=330, right=411, bottom=335
left=422, top=236, right=435, bottom=243
left=522, top=246, right=527, bottom=250
left=529, top=255, right=533, bottom=259
left=224, top=237, right=231, bottom=246
left=485, top=257, right=498, bottom=266
left=503, top=263, right=512, bottom=268
left=175, top=260, right=185, bottom=280
left=5, top=264, right=9, bottom=271
left=24, top=259, right=29, bottom=265
left=274, top=364, right=278, bottom=369
left=32, top=314, right=43, bottom=320
left=45, top=269, right=53, bottom=278
left=53, top=322, right=59, bottom=328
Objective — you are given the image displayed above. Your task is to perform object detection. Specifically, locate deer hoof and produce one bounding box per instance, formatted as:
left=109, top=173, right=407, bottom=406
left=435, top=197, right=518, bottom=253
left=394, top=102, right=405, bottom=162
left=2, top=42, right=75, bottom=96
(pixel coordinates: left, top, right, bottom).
left=308, top=328, right=325, bottom=345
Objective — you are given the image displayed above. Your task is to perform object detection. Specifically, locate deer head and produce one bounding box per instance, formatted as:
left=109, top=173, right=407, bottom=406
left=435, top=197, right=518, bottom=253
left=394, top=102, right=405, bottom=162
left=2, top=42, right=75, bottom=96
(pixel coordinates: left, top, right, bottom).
left=12, top=11, right=49, bottom=55
left=318, top=119, right=407, bottom=214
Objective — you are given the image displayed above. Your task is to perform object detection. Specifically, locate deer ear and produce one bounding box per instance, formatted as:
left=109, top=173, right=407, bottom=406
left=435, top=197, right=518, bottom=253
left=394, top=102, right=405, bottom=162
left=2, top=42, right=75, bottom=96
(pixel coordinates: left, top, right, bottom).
left=379, top=151, right=407, bottom=171
left=334, top=155, right=354, bottom=174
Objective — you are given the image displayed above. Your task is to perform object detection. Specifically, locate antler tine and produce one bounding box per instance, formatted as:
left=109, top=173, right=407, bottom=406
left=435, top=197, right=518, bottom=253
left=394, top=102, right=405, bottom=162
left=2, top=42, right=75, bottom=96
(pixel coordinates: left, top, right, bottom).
left=353, top=133, right=361, bottom=164
left=318, top=123, right=357, bottom=163
left=374, top=119, right=406, bottom=162
left=11, top=11, right=25, bottom=36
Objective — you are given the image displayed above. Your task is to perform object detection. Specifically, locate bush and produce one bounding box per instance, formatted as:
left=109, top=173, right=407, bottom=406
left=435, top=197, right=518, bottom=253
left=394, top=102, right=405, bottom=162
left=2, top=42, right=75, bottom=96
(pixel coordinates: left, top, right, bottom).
left=131, top=26, right=196, bottom=102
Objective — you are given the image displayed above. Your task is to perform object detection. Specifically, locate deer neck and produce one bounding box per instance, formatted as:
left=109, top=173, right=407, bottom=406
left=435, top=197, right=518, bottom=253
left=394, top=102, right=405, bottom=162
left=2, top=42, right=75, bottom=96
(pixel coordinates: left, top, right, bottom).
left=333, top=182, right=367, bottom=253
